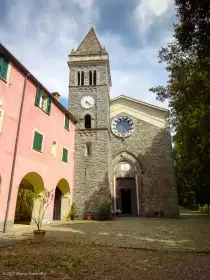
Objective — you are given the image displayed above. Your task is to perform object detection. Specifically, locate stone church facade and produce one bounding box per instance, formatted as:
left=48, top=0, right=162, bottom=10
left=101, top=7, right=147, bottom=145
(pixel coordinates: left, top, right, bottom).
left=68, top=28, right=179, bottom=218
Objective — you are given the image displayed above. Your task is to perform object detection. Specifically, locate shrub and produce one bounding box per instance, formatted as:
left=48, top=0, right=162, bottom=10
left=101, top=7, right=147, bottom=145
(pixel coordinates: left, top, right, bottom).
left=198, top=204, right=210, bottom=213
left=106, top=199, right=112, bottom=208
left=99, top=201, right=110, bottom=221
left=69, top=202, right=77, bottom=220
left=99, top=199, right=114, bottom=220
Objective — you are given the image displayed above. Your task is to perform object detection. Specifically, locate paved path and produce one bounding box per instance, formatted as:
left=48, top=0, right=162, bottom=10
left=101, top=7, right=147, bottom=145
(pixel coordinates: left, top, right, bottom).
left=1, top=211, right=210, bottom=252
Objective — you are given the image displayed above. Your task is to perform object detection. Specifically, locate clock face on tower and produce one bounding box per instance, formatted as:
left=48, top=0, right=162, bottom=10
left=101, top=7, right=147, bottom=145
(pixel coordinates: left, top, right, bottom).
left=81, top=96, right=95, bottom=109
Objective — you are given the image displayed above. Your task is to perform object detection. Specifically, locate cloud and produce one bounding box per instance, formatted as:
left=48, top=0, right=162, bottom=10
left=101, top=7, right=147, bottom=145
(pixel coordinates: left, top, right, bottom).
left=0, top=0, right=174, bottom=110
left=72, top=0, right=94, bottom=8
left=100, top=32, right=169, bottom=108
left=134, top=0, right=174, bottom=40
left=147, top=0, right=173, bottom=16
left=0, top=0, right=98, bottom=96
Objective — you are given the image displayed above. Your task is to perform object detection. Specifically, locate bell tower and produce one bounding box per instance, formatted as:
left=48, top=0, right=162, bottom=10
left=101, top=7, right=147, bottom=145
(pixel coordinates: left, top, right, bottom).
left=68, top=28, right=112, bottom=218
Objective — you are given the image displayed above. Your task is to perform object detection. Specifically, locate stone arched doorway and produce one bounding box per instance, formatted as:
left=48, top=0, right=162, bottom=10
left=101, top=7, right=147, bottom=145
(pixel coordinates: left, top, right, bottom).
left=14, top=172, right=44, bottom=224
left=114, top=161, right=138, bottom=216
left=53, top=179, right=70, bottom=220
left=111, top=152, right=143, bottom=217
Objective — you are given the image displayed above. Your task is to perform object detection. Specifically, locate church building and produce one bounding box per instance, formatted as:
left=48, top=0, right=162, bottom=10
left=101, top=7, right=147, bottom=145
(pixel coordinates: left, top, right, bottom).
left=0, top=27, right=179, bottom=233
left=68, top=28, right=179, bottom=218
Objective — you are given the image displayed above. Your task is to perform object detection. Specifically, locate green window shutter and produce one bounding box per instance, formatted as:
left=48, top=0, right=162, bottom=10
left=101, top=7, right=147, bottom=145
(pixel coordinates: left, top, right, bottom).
left=35, top=87, right=42, bottom=106
left=0, top=56, right=8, bottom=80
left=33, top=131, right=43, bottom=152
left=46, top=97, right=52, bottom=115
left=65, top=115, right=70, bottom=130
left=62, top=148, right=68, bottom=163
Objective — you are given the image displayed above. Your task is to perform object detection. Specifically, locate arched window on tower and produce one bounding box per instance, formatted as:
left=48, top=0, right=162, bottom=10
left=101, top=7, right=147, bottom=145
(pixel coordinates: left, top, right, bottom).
left=77, top=71, right=80, bottom=86
left=81, top=71, right=84, bottom=86
left=84, top=114, right=91, bottom=129
left=93, top=70, right=97, bottom=85
left=89, top=70, right=92, bottom=85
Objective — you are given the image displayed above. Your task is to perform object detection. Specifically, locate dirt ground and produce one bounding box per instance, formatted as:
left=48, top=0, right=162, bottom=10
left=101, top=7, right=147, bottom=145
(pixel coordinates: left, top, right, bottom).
left=0, top=240, right=209, bottom=280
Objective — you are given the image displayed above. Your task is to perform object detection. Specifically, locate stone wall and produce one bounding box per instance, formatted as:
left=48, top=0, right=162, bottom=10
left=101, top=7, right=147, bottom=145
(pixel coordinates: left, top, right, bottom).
left=73, top=129, right=110, bottom=218
left=110, top=114, right=179, bottom=218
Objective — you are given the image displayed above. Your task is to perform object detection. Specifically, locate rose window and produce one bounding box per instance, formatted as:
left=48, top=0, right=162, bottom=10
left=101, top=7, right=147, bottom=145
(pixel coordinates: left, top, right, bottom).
left=111, top=116, right=134, bottom=138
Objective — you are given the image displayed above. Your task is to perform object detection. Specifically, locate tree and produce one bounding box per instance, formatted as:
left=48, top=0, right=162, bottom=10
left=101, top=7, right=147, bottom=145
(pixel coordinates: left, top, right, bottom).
left=19, top=188, right=53, bottom=231
left=150, top=0, right=210, bottom=207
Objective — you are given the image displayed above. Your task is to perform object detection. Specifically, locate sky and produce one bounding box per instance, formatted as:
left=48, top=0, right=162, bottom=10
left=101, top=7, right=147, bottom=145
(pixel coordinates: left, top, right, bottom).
left=0, top=0, right=176, bottom=109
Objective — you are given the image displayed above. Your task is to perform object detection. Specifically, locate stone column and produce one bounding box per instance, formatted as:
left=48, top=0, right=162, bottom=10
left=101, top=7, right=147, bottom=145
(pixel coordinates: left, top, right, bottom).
left=139, top=173, right=145, bottom=216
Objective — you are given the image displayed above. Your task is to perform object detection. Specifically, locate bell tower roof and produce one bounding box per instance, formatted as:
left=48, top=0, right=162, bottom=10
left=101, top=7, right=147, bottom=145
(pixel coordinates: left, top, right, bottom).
left=68, top=27, right=112, bottom=87
left=73, top=27, right=107, bottom=56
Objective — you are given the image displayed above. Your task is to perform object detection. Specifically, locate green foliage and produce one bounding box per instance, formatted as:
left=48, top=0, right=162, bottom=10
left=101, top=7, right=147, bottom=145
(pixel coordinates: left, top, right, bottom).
left=106, top=199, right=112, bottom=208
left=153, top=207, right=161, bottom=213
left=99, top=199, right=113, bottom=220
left=68, top=202, right=77, bottom=220
left=150, top=1, right=210, bottom=207
left=99, top=204, right=110, bottom=221
left=198, top=204, right=210, bottom=213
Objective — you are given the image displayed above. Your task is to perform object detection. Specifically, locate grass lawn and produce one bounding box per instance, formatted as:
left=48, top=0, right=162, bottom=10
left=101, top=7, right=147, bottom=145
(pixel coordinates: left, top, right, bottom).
left=0, top=240, right=209, bottom=280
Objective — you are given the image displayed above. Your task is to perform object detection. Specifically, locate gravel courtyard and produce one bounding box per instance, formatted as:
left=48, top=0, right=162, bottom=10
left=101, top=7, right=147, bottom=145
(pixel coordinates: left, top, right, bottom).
left=0, top=211, right=209, bottom=279
left=1, top=210, right=210, bottom=252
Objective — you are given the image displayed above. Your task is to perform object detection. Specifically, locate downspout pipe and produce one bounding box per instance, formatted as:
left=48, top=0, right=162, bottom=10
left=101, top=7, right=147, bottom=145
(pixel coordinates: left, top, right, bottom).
left=3, top=72, right=30, bottom=233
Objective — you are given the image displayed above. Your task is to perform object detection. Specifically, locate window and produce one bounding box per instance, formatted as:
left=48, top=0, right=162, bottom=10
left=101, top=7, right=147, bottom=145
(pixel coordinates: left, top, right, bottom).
left=35, top=87, right=52, bottom=115
left=32, top=131, right=43, bottom=152
left=85, top=142, right=92, bottom=157
left=51, top=141, right=57, bottom=158
left=0, top=56, right=9, bottom=81
left=39, top=95, right=48, bottom=111
left=77, top=71, right=80, bottom=86
left=78, top=71, right=84, bottom=86
left=93, top=70, right=97, bottom=85
left=81, top=71, right=84, bottom=86
left=89, top=70, right=92, bottom=85
left=84, top=114, right=91, bottom=129
left=62, top=147, right=68, bottom=163
left=65, top=114, right=70, bottom=130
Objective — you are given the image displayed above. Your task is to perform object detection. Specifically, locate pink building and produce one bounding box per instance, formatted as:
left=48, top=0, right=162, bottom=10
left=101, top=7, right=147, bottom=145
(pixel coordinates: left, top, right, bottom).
left=0, top=43, right=77, bottom=232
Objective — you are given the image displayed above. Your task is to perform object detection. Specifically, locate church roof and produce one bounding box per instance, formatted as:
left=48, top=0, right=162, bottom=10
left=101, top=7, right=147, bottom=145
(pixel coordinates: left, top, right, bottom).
left=110, top=95, right=169, bottom=129
left=73, top=27, right=106, bottom=56
left=111, top=95, right=169, bottom=113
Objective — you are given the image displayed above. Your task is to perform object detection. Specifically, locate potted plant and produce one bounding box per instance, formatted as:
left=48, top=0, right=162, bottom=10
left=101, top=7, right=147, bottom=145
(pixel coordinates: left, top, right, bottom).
left=153, top=207, right=164, bottom=218
left=87, top=211, right=92, bottom=221
left=68, top=202, right=77, bottom=220
left=116, top=209, right=121, bottom=216
left=19, top=188, right=53, bottom=241
left=110, top=210, right=116, bottom=220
